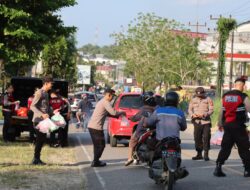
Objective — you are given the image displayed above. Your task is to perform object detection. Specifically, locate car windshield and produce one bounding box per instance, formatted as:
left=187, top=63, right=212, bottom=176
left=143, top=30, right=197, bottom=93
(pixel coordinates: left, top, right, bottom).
left=119, top=95, right=143, bottom=109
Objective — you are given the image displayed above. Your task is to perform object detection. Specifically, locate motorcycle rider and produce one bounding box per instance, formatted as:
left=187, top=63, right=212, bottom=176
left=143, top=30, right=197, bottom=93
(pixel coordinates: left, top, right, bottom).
left=125, top=91, right=156, bottom=166
left=144, top=91, right=187, bottom=170
left=76, top=93, right=92, bottom=131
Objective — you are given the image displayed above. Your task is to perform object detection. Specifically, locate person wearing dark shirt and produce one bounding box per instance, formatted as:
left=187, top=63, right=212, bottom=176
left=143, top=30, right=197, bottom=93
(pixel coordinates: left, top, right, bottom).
left=49, top=89, right=66, bottom=147
left=125, top=91, right=156, bottom=166
left=214, top=77, right=250, bottom=177
left=2, top=84, right=19, bottom=142
left=76, top=94, right=92, bottom=131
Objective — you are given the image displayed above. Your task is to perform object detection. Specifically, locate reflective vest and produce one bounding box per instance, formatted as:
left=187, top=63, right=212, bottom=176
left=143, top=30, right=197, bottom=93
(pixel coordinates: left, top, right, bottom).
left=49, top=97, right=65, bottom=111
left=222, top=90, right=247, bottom=126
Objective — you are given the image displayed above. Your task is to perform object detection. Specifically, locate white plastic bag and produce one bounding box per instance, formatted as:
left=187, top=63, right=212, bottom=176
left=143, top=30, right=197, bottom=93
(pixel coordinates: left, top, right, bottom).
left=36, top=118, right=57, bottom=134
left=210, top=130, right=224, bottom=146
left=120, top=116, right=130, bottom=127
left=51, top=113, right=66, bottom=128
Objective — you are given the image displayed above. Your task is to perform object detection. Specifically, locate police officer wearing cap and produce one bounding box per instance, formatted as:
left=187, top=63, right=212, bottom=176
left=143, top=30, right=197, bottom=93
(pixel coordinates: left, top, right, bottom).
left=214, top=77, right=250, bottom=177
left=188, top=87, right=214, bottom=161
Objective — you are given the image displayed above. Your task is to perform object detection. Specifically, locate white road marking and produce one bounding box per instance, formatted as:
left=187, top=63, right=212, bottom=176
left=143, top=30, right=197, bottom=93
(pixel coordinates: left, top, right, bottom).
left=77, top=136, right=107, bottom=190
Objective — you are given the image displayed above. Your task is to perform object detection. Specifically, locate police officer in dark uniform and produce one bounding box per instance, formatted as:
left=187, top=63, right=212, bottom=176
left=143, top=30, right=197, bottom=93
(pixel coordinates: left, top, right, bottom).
left=2, top=84, right=19, bottom=142
left=214, top=77, right=250, bottom=177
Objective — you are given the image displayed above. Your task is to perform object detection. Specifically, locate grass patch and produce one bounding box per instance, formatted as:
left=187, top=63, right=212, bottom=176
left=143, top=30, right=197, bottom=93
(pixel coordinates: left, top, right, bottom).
left=0, top=172, right=33, bottom=189
left=0, top=135, right=85, bottom=189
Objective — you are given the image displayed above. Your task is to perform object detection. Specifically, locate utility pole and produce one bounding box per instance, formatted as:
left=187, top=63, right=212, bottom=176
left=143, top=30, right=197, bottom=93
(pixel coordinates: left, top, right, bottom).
left=188, top=22, right=207, bottom=33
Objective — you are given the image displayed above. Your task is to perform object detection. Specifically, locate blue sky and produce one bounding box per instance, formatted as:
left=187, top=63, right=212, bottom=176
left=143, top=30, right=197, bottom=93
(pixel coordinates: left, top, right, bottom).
left=60, top=0, right=250, bottom=47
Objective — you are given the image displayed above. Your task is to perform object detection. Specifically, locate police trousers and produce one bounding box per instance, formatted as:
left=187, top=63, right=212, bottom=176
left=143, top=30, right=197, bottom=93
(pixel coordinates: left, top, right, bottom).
left=2, top=111, right=12, bottom=141
left=34, top=123, right=47, bottom=160
left=193, top=122, right=211, bottom=152
left=89, top=128, right=105, bottom=162
left=216, top=126, right=250, bottom=169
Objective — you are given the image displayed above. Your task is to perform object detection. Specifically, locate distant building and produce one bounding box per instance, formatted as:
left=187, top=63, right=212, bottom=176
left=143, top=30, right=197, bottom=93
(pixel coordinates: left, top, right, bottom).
left=199, top=21, right=250, bottom=89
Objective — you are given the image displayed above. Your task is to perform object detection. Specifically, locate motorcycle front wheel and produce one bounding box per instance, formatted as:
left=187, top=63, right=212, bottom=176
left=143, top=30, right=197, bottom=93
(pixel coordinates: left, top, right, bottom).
left=164, top=171, right=175, bottom=190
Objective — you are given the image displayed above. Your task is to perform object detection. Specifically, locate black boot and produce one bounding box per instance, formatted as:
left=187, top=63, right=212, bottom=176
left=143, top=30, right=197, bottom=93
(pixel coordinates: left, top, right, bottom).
left=204, top=151, right=210, bottom=161
left=213, top=163, right=226, bottom=177
left=32, top=158, right=46, bottom=165
left=91, top=160, right=107, bottom=167
left=192, top=151, right=203, bottom=160
left=244, top=168, right=250, bottom=177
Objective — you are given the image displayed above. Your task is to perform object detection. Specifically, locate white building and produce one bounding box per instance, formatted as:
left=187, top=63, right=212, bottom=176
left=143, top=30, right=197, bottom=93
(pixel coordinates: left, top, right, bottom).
left=198, top=21, right=250, bottom=89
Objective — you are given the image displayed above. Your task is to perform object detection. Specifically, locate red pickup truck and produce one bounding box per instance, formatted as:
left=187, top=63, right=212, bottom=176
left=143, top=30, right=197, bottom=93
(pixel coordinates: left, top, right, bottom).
left=107, top=93, right=143, bottom=147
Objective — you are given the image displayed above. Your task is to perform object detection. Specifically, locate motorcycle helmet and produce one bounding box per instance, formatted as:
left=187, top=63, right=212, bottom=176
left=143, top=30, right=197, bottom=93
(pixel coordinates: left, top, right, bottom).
left=154, top=94, right=164, bottom=107
left=142, top=91, right=156, bottom=106
left=165, top=91, right=179, bottom=107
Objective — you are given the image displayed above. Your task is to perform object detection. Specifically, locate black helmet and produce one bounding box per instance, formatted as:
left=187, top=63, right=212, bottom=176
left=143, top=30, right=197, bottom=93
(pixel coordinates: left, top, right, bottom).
left=142, top=91, right=156, bottom=106
left=165, top=91, right=179, bottom=107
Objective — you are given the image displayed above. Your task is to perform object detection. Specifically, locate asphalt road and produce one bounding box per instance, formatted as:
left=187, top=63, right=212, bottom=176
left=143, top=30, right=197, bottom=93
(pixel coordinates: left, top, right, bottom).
left=1, top=120, right=249, bottom=190
left=73, top=124, right=250, bottom=190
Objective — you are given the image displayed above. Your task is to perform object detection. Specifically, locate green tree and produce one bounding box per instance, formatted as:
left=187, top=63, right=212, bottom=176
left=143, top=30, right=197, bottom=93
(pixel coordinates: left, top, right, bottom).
left=112, top=13, right=212, bottom=90
left=78, top=44, right=118, bottom=59
left=42, top=33, right=77, bottom=85
left=78, top=44, right=101, bottom=56
left=0, top=0, right=76, bottom=76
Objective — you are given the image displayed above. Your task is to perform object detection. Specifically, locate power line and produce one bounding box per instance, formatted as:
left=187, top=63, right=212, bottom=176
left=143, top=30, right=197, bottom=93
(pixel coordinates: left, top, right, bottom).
left=223, top=0, right=250, bottom=15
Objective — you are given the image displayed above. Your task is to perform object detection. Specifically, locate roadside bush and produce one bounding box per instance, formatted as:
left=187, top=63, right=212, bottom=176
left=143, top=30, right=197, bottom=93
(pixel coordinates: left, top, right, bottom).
left=211, top=98, right=222, bottom=127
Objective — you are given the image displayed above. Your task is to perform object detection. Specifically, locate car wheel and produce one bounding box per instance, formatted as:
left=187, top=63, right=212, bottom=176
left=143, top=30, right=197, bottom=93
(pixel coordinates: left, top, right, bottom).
left=110, top=135, right=117, bottom=147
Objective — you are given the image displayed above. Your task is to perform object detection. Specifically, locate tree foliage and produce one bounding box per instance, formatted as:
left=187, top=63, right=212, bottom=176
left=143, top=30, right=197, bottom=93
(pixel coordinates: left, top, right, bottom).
left=78, top=44, right=118, bottom=59
left=216, top=17, right=237, bottom=97
left=112, top=13, right=213, bottom=90
left=42, top=34, right=77, bottom=85
left=0, top=0, right=76, bottom=76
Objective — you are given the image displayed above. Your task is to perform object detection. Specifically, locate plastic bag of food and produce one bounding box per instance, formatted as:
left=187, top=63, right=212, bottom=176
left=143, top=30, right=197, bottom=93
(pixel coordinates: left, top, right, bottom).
left=120, top=116, right=130, bottom=127
left=210, top=130, right=224, bottom=146
left=51, top=113, right=66, bottom=128
left=36, top=118, right=57, bottom=133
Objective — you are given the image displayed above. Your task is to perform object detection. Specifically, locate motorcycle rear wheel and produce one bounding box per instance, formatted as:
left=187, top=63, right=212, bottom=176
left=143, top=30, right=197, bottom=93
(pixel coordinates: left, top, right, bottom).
left=164, top=171, right=175, bottom=190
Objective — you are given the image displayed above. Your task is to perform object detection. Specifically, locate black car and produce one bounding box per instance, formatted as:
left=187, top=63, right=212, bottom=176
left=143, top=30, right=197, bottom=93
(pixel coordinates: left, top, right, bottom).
left=7, top=77, right=68, bottom=141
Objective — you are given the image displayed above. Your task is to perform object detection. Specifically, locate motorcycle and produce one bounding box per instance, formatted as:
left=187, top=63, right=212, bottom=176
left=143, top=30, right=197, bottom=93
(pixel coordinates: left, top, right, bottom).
left=132, top=129, right=156, bottom=165
left=149, top=137, right=188, bottom=190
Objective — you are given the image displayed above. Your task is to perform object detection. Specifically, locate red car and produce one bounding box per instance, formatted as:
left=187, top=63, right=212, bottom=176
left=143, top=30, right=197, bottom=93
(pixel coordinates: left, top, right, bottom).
left=107, top=93, right=143, bottom=147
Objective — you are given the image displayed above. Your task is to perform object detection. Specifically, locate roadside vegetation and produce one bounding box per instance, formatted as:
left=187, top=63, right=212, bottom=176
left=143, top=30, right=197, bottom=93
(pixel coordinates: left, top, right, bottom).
left=0, top=136, right=85, bottom=190
left=0, top=107, right=3, bottom=120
